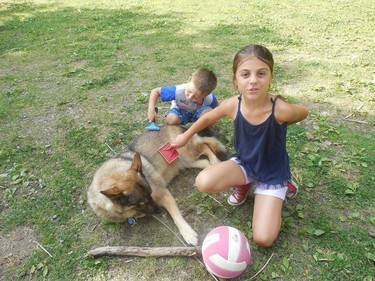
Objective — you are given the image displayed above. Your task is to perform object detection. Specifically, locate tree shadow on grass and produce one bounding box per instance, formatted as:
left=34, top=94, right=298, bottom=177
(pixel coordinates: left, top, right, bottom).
left=3, top=2, right=373, bottom=281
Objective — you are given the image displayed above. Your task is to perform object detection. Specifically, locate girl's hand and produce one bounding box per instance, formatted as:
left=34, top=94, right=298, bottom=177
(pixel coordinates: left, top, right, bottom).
left=170, top=134, right=189, bottom=148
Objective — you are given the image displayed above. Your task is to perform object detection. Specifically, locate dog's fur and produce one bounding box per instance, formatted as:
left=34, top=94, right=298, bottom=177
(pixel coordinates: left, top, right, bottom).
left=87, top=125, right=228, bottom=245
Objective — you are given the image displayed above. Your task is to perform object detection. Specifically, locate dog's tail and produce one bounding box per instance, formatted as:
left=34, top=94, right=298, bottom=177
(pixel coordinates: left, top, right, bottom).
left=200, top=137, right=230, bottom=162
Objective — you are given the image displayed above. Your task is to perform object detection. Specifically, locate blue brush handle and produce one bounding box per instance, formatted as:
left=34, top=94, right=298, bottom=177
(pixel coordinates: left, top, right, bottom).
left=153, top=107, right=159, bottom=122
left=145, top=107, right=160, bottom=130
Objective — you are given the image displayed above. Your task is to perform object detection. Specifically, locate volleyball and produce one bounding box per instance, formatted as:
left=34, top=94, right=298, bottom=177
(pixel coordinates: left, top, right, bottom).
left=202, top=226, right=251, bottom=278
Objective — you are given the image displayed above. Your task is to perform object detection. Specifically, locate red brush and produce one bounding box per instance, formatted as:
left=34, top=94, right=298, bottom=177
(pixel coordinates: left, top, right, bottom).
left=159, top=142, right=179, bottom=163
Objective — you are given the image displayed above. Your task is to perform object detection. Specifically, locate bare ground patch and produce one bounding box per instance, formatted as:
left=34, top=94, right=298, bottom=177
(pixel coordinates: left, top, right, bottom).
left=0, top=226, right=35, bottom=278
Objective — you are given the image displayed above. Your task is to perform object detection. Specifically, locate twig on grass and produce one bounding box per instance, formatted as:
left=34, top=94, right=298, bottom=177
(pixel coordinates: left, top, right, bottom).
left=34, top=241, right=53, bottom=258
left=104, top=142, right=117, bottom=155
left=343, top=119, right=368, bottom=124
left=207, top=212, right=219, bottom=221
left=249, top=252, right=274, bottom=280
left=91, top=221, right=100, bottom=231
left=343, top=103, right=364, bottom=119
left=318, top=258, right=335, bottom=262
left=152, top=215, right=187, bottom=247
left=207, top=194, right=231, bottom=213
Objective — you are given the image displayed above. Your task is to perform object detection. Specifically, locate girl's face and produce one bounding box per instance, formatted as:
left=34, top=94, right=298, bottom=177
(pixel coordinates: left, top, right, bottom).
left=233, top=56, right=272, bottom=99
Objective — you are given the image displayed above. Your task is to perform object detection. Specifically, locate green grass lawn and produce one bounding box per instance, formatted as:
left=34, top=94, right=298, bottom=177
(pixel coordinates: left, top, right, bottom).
left=1, top=0, right=374, bottom=280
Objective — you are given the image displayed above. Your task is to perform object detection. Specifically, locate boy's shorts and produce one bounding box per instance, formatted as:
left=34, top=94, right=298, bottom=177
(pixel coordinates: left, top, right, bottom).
left=168, top=106, right=212, bottom=125
left=231, top=157, right=288, bottom=200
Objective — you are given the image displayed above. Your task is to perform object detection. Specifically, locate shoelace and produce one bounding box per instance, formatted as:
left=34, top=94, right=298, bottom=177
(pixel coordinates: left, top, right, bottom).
left=232, top=186, right=249, bottom=200
left=287, top=182, right=296, bottom=193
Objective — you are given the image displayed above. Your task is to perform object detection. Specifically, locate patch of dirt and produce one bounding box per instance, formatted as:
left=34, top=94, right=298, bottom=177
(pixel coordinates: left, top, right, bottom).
left=0, top=226, right=35, bottom=278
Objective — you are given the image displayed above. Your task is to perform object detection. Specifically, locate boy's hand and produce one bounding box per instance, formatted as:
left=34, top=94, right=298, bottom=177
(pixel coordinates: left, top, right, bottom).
left=148, top=111, right=157, bottom=122
left=147, top=107, right=158, bottom=122
left=148, top=88, right=161, bottom=122
left=170, top=134, right=189, bottom=148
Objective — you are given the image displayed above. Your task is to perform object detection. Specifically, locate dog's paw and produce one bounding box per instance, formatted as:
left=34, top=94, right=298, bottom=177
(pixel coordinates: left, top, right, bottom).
left=181, top=227, right=199, bottom=246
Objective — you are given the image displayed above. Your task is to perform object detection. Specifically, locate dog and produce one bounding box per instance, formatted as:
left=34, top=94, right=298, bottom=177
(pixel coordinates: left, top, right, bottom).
left=87, top=125, right=228, bottom=246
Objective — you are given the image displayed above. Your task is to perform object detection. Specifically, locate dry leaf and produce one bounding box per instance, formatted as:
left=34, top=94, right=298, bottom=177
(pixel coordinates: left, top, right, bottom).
left=306, top=132, right=314, bottom=140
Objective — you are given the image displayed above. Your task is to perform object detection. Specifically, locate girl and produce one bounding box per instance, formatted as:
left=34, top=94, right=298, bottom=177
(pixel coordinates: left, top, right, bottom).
left=171, top=44, right=308, bottom=247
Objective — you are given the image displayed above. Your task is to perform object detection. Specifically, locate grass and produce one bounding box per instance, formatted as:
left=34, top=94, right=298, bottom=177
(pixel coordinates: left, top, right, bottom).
left=0, top=0, right=374, bottom=280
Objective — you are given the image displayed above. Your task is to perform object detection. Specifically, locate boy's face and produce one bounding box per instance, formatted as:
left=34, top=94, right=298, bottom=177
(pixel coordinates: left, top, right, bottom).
left=184, top=82, right=204, bottom=103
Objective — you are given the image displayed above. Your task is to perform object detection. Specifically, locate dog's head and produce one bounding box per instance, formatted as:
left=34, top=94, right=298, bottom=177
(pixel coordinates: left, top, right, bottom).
left=100, top=152, right=160, bottom=216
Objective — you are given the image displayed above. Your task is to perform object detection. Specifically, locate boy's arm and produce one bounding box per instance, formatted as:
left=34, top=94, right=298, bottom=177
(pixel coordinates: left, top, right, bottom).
left=148, top=88, right=161, bottom=122
left=207, top=93, right=218, bottom=108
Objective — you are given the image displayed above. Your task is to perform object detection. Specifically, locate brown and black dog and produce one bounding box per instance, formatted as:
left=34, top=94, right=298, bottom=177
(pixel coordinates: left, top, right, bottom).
left=87, top=125, right=228, bottom=245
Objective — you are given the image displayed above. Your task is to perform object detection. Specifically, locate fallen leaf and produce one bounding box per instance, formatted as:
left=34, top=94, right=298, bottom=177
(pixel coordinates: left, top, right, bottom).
left=306, top=132, right=314, bottom=140
left=365, top=252, right=375, bottom=262
left=313, top=229, right=325, bottom=236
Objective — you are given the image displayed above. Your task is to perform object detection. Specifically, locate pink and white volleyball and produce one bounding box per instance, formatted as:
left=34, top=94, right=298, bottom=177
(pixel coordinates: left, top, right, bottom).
left=202, top=226, right=251, bottom=278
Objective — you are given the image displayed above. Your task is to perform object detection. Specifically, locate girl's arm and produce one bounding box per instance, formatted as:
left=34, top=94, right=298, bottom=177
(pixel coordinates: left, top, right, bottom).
left=171, top=97, right=235, bottom=148
left=275, top=100, right=309, bottom=125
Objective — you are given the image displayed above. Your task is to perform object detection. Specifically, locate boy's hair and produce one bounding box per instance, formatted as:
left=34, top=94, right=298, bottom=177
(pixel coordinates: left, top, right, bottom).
left=232, top=44, right=274, bottom=82
left=191, top=68, right=217, bottom=96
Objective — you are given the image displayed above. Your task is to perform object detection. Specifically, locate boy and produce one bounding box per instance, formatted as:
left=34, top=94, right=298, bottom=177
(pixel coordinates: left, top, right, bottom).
left=147, top=68, right=218, bottom=125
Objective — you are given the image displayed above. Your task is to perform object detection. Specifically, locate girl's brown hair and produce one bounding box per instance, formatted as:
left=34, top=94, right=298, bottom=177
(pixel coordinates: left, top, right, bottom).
left=232, top=44, right=274, bottom=83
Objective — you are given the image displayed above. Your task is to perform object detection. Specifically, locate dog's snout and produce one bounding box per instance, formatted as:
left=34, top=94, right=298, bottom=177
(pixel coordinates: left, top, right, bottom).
left=140, top=202, right=160, bottom=215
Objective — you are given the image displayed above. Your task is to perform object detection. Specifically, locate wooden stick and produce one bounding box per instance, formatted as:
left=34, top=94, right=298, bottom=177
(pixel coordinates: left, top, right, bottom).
left=249, top=252, right=274, bottom=280
left=104, top=142, right=117, bottom=155
left=343, top=119, right=368, bottom=124
left=343, top=103, right=364, bottom=119
left=34, top=241, right=53, bottom=258
left=152, top=215, right=187, bottom=246
left=85, top=246, right=202, bottom=258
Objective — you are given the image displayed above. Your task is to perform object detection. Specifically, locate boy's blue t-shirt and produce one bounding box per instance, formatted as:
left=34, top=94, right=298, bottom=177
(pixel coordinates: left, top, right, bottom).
left=160, top=83, right=218, bottom=113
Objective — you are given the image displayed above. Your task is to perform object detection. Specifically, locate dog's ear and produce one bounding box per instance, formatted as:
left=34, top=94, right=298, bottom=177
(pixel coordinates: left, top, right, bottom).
left=131, top=152, right=142, bottom=172
left=100, top=187, right=123, bottom=199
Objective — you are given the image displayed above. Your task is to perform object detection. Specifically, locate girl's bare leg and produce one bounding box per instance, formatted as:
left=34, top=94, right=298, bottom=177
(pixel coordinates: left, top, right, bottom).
left=197, top=160, right=284, bottom=247
left=195, top=160, right=246, bottom=193
left=252, top=194, right=283, bottom=247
